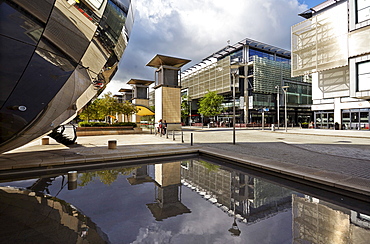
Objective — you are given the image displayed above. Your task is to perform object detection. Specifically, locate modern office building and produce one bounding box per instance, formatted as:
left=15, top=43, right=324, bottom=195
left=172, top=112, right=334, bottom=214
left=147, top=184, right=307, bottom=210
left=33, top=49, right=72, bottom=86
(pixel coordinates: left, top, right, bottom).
left=292, top=0, right=370, bottom=130
left=181, top=38, right=312, bottom=126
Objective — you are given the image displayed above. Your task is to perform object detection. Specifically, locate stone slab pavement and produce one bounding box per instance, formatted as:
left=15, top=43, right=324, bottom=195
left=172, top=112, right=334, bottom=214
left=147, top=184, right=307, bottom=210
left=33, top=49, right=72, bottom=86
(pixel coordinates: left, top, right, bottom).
left=0, top=128, right=369, bottom=199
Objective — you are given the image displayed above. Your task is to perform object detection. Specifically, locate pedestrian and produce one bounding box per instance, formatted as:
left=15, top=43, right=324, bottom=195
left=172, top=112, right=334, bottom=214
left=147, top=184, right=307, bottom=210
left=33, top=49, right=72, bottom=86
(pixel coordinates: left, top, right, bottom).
left=158, top=119, right=162, bottom=134
left=162, top=120, right=167, bottom=135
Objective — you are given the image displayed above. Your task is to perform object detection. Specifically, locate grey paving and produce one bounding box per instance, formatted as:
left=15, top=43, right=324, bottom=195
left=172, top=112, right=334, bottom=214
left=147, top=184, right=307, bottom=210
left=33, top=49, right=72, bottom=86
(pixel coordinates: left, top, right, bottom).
left=0, top=128, right=369, bottom=198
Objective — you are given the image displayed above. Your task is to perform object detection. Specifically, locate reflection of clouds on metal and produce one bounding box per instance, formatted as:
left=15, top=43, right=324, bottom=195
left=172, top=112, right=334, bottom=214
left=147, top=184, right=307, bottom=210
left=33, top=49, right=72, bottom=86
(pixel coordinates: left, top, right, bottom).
left=0, top=186, right=109, bottom=243
left=0, top=0, right=134, bottom=153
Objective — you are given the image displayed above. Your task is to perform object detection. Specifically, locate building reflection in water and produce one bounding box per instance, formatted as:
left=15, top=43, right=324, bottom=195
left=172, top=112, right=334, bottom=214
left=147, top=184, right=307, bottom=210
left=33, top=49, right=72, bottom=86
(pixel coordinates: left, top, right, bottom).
left=180, top=159, right=370, bottom=240
left=127, top=165, right=153, bottom=186
left=1, top=160, right=369, bottom=242
left=147, top=162, right=191, bottom=221
left=180, top=159, right=294, bottom=224
left=293, top=195, right=370, bottom=243
left=0, top=186, right=109, bottom=243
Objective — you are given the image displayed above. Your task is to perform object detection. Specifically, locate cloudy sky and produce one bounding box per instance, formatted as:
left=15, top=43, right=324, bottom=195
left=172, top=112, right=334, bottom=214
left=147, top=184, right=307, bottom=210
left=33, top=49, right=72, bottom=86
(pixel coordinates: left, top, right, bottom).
left=105, top=0, right=324, bottom=95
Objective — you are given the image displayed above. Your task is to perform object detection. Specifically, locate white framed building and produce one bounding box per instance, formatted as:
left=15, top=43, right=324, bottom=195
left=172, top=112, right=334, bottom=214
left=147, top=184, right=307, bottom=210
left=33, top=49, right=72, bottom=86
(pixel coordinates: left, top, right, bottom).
left=292, top=0, right=370, bottom=130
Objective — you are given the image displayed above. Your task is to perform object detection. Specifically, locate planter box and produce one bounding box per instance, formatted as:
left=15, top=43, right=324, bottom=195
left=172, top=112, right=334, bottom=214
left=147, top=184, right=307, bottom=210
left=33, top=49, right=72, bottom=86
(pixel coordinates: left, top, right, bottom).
left=76, top=126, right=142, bottom=136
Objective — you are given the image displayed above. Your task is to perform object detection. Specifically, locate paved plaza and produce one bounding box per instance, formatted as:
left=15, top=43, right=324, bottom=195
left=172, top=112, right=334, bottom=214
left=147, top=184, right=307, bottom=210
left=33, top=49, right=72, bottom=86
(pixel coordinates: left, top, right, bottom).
left=0, top=127, right=369, bottom=199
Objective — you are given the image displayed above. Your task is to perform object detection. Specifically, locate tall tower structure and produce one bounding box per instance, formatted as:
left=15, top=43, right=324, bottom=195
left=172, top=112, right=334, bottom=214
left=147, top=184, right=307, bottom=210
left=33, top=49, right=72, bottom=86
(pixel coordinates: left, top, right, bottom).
left=127, top=79, right=154, bottom=123
left=147, top=54, right=191, bottom=130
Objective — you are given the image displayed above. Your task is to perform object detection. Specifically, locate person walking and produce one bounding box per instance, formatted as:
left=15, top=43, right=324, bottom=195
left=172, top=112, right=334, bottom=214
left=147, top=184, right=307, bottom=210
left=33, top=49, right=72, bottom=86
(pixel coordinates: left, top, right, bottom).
left=158, top=119, right=162, bottom=134
left=162, top=120, right=167, bottom=135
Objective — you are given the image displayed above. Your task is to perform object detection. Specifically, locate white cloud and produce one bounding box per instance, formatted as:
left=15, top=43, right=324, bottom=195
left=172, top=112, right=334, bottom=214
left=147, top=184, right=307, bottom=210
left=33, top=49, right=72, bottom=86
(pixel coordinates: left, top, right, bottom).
left=105, top=0, right=309, bottom=95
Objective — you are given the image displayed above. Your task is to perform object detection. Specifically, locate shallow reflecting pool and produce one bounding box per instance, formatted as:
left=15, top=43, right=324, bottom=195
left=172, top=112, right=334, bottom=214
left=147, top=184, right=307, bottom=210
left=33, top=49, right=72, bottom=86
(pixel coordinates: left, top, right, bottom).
left=0, top=158, right=369, bottom=243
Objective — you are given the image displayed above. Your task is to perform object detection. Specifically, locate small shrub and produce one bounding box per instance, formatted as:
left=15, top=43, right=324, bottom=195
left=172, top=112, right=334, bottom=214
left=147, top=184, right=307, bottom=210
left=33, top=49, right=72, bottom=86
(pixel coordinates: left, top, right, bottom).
left=112, top=122, right=137, bottom=127
left=78, top=121, right=137, bottom=127
left=78, top=122, right=109, bottom=127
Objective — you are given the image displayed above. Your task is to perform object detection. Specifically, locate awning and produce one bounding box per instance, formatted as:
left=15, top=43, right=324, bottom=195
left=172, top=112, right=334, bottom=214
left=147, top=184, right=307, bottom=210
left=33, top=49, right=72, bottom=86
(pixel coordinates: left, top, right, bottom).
left=134, top=104, right=155, bottom=116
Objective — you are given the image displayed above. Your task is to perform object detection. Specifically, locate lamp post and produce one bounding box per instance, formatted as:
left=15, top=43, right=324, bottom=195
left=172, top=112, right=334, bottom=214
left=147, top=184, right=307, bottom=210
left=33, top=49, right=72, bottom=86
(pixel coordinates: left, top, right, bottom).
left=275, top=85, right=280, bottom=130
left=282, top=86, right=289, bottom=132
left=230, top=63, right=246, bottom=144
left=232, top=72, right=236, bottom=144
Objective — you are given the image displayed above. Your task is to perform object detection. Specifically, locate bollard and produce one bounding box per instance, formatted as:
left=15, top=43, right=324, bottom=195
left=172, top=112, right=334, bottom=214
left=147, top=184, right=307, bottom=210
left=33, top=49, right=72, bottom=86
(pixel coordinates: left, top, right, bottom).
left=191, top=133, right=193, bottom=146
left=166, top=131, right=168, bottom=139
left=172, top=130, right=175, bottom=140
left=108, top=140, right=117, bottom=149
left=41, top=137, right=49, bottom=145
left=181, top=131, right=184, bottom=143
left=68, top=171, right=78, bottom=190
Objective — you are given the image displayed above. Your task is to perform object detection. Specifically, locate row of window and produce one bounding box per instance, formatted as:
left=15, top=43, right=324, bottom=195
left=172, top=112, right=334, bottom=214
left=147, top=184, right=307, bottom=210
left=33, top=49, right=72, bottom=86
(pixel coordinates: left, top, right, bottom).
left=357, top=60, right=370, bottom=91
left=249, top=48, right=290, bottom=64
left=356, top=0, right=370, bottom=23
left=315, top=109, right=370, bottom=130
left=228, top=47, right=291, bottom=64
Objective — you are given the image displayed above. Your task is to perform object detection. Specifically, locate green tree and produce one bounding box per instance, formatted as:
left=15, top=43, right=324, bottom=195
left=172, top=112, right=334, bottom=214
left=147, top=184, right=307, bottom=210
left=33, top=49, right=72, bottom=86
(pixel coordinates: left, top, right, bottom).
left=181, top=94, right=190, bottom=124
left=79, top=99, right=105, bottom=121
left=118, top=100, right=138, bottom=122
left=198, top=91, right=224, bottom=118
left=79, top=92, right=137, bottom=123
left=99, top=92, right=121, bottom=122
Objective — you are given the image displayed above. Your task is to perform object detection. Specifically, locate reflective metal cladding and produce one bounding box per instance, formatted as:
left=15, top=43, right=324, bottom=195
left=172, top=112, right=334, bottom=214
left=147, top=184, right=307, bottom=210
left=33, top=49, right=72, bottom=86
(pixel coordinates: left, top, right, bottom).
left=0, top=0, right=134, bottom=153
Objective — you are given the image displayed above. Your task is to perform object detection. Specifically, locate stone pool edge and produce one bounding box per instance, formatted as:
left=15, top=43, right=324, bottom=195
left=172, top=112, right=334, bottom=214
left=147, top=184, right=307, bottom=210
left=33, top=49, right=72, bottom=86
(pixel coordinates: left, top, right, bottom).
left=199, top=147, right=370, bottom=201
left=0, top=145, right=369, bottom=199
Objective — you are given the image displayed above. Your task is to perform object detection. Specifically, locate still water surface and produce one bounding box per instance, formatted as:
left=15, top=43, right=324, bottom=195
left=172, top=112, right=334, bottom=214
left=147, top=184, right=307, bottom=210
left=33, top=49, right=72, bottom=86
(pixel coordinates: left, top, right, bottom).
left=0, top=158, right=369, bottom=243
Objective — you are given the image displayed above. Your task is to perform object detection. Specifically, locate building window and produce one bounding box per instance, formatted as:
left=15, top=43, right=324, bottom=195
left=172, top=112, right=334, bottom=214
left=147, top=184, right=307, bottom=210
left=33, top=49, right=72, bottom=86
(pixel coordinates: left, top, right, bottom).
left=357, top=61, right=370, bottom=91
left=356, top=0, right=370, bottom=23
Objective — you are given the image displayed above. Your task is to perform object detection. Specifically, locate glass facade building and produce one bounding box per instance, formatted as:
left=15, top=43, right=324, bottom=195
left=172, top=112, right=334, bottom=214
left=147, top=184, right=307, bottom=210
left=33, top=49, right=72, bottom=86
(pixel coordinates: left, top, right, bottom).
left=0, top=0, right=134, bottom=153
left=292, top=0, right=370, bottom=130
left=181, top=38, right=312, bottom=126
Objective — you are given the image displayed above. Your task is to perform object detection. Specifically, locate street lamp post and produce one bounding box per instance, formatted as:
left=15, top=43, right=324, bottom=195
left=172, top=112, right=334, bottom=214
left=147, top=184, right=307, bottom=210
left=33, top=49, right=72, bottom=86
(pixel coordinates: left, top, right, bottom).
left=282, top=86, right=289, bottom=132
left=275, top=85, right=280, bottom=130
left=232, top=72, right=236, bottom=144
left=230, top=63, right=246, bottom=144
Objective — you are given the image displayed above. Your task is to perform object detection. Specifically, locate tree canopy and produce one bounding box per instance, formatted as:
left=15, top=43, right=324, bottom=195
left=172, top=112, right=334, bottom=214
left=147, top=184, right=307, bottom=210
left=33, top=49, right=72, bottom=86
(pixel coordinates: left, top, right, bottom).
left=197, top=91, right=224, bottom=117
left=181, top=94, right=190, bottom=120
left=120, top=100, right=138, bottom=121
left=79, top=92, right=137, bottom=122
